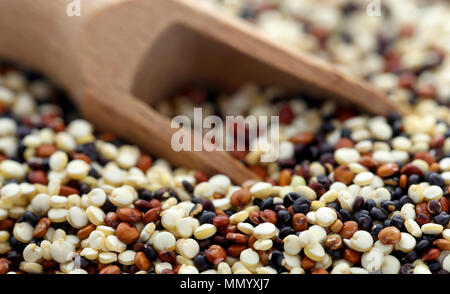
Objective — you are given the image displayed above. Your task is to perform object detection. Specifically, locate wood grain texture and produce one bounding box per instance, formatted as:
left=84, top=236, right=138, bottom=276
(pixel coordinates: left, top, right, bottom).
left=0, top=0, right=402, bottom=184
left=0, top=0, right=123, bottom=95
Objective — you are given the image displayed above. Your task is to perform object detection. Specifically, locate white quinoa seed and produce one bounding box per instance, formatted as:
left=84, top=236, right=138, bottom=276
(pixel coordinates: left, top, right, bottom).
left=361, top=248, right=383, bottom=272
left=109, top=186, right=134, bottom=207
left=194, top=224, right=217, bottom=240
left=249, top=182, right=273, bottom=199
left=118, top=250, right=136, bottom=265
left=178, top=238, right=200, bottom=259
left=66, top=159, right=90, bottom=180
left=67, top=207, right=89, bottom=229
left=230, top=210, right=249, bottom=225
left=85, top=206, right=105, bottom=226
left=421, top=223, right=444, bottom=235
left=353, top=172, right=374, bottom=186
left=443, top=229, right=450, bottom=241
left=50, top=240, right=75, bottom=263
left=49, top=150, right=68, bottom=172
left=237, top=222, right=254, bottom=235
left=193, top=182, right=214, bottom=199
left=400, top=203, right=416, bottom=220
left=422, top=185, right=443, bottom=201
left=153, top=231, right=176, bottom=252
left=253, top=222, right=277, bottom=239
left=394, top=233, right=416, bottom=253
left=80, top=248, right=99, bottom=260
left=105, top=235, right=127, bottom=253
left=253, top=239, right=273, bottom=251
left=23, top=243, right=42, bottom=263
left=404, top=219, right=422, bottom=238
left=334, top=148, right=360, bottom=165
left=240, top=248, right=259, bottom=267
left=314, top=207, right=337, bottom=227
left=208, top=174, right=231, bottom=195
left=348, top=230, right=373, bottom=252
left=98, top=252, right=117, bottom=264
left=87, top=230, right=105, bottom=250
left=294, top=185, right=317, bottom=201
left=86, top=188, right=107, bottom=207
left=283, top=235, right=302, bottom=255
left=0, top=160, right=25, bottom=179
left=13, top=222, right=34, bottom=243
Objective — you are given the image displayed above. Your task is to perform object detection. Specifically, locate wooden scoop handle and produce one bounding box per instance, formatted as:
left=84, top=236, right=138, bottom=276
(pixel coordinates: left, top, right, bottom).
left=80, top=86, right=260, bottom=184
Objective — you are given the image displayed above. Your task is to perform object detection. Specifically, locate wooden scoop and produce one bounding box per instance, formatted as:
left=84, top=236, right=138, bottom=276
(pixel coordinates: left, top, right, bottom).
left=0, top=0, right=400, bottom=184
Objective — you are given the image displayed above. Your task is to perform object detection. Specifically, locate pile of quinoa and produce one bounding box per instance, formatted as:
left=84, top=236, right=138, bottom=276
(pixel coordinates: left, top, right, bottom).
left=1, top=0, right=450, bottom=274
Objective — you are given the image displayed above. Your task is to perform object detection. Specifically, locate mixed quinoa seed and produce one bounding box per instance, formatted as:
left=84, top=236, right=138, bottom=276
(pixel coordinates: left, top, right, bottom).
left=1, top=61, right=450, bottom=275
